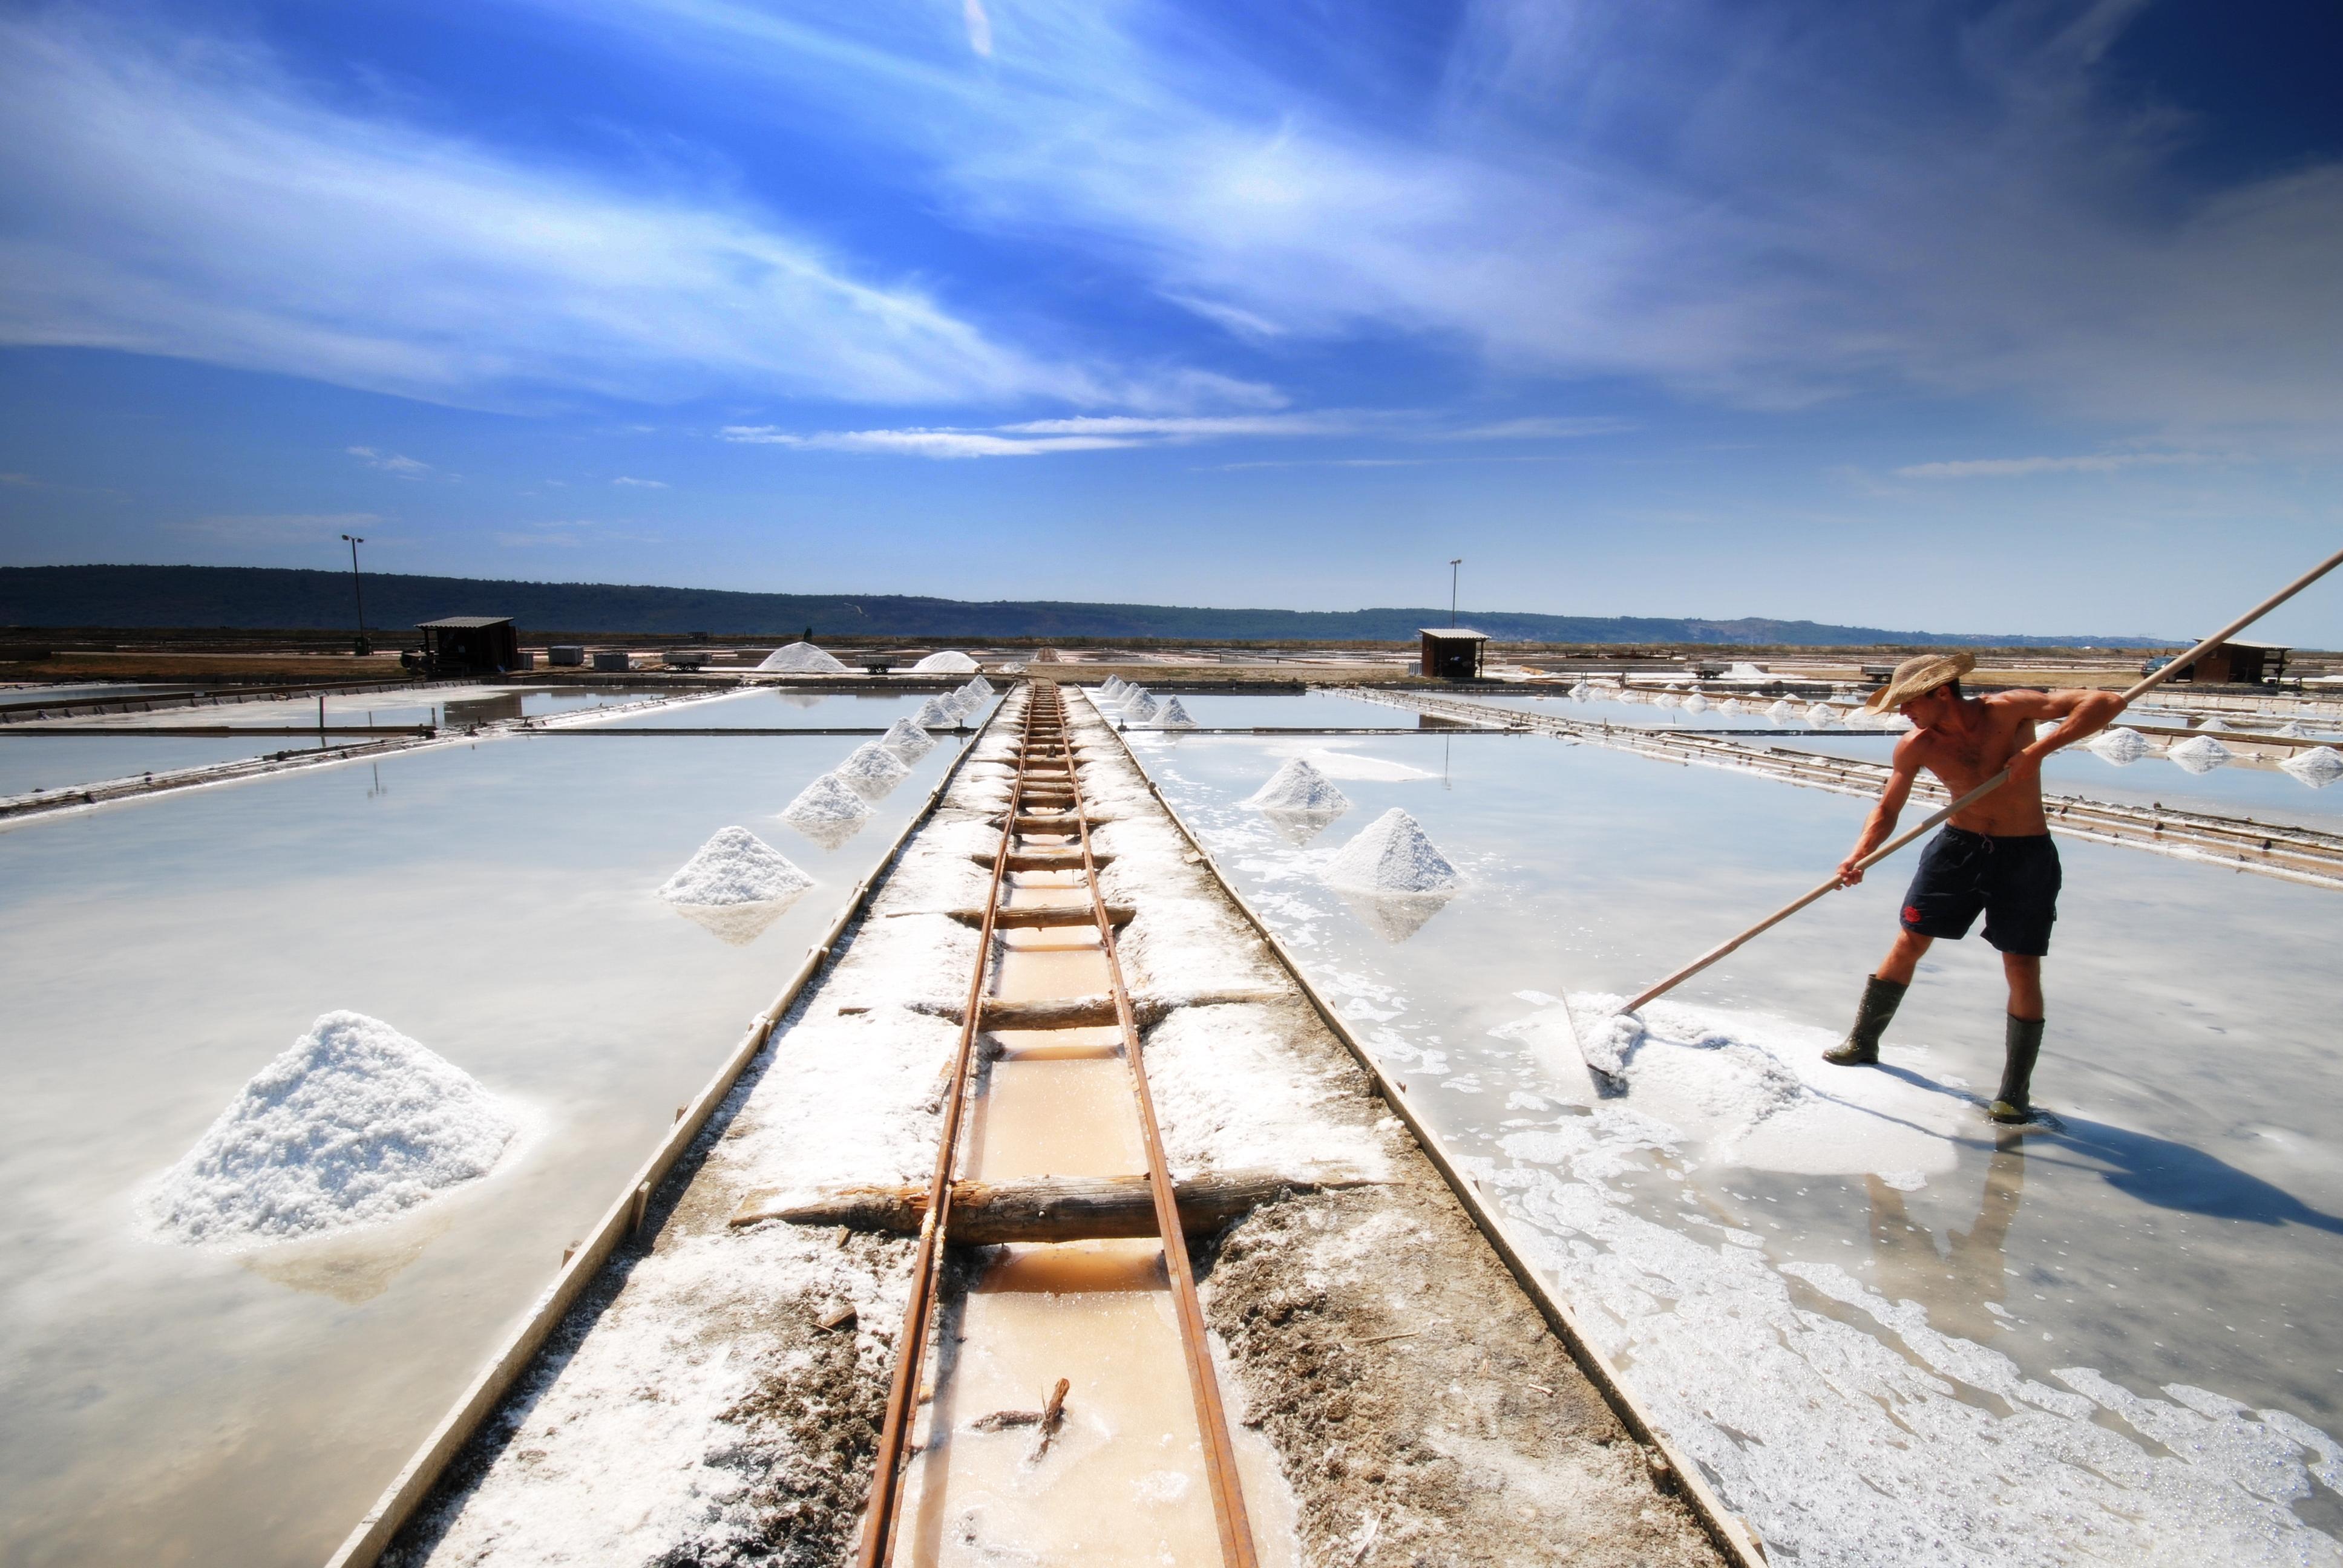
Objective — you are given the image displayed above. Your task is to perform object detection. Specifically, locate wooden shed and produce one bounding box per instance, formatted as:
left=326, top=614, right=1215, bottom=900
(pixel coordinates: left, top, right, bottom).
left=1419, top=628, right=1490, bottom=679
left=417, top=616, right=522, bottom=675
left=2165, top=638, right=2290, bottom=685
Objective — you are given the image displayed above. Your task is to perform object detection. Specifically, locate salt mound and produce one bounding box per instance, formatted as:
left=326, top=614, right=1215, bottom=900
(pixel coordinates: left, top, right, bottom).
left=1569, top=682, right=1592, bottom=701
left=2168, top=734, right=2232, bottom=773
left=913, top=697, right=954, bottom=728
left=1804, top=702, right=1837, bottom=726
left=2197, top=717, right=2230, bottom=733
left=2282, top=746, right=2343, bottom=786
left=1767, top=699, right=1796, bottom=721
left=142, top=1012, right=519, bottom=1249
left=1155, top=697, right=1197, bottom=729
left=1654, top=693, right=1680, bottom=708
left=758, top=641, right=848, bottom=674
left=1121, top=692, right=1159, bottom=724
left=1322, top=808, right=1459, bottom=893
left=879, top=717, right=934, bottom=758
left=658, top=826, right=814, bottom=904
left=961, top=674, right=995, bottom=701
left=912, top=650, right=979, bottom=673
left=1101, top=676, right=1127, bottom=697
left=836, top=742, right=912, bottom=799
left=782, top=772, right=873, bottom=827
left=2276, top=720, right=2310, bottom=739
left=1719, top=698, right=1743, bottom=715
left=1683, top=693, right=1709, bottom=714
left=2088, top=727, right=2152, bottom=764
left=1245, top=757, right=1351, bottom=813
left=937, top=690, right=975, bottom=720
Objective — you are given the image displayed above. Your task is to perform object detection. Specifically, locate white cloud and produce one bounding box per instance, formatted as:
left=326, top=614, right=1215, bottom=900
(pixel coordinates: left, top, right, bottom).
left=1456, top=416, right=1637, bottom=440
left=721, top=425, right=1136, bottom=457
left=719, top=404, right=1636, bottom=459
left=171, top=511, right=383, bottom=544
left=347, top=446, right=431, bottom=476
left=963, top=0, right=992, bottom=59
left=611, top=475, right=669, bottom=487
left=1896, top=452, right=2220, bottom=480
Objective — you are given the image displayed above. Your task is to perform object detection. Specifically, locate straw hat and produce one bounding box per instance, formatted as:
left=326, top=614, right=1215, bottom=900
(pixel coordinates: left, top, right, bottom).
left=1864, top=650, right=1976, bottom=712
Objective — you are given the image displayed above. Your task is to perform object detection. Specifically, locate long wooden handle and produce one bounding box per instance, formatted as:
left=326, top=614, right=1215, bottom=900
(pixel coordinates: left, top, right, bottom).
left=1619, top=544, right=2343, bottom=1015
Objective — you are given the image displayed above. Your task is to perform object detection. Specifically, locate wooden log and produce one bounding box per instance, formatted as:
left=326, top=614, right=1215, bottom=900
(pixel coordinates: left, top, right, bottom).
left=911, top=986, right=1283, bottom=1029
left=946, top=904, right=1135, bottom=929
left=980, top=995, right=1121, bottom=1029
left=1011, top=813, right=1107, bottom=832
left=976, top=849, right=1116, bottom=871
left=729, top=1168, right=1374, bottom=1243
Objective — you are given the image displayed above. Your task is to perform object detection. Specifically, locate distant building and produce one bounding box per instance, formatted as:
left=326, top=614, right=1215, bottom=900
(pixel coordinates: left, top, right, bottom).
left=416, top=616, right=521, bottom=675
left=1419, top=627, right=1490, bottom=679
left=2154, top=638, right=2290, bottom=685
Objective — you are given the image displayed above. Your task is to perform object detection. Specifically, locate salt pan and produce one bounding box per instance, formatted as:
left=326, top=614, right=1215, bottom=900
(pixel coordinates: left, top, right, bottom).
left=658, top=826, right=814, bottom=904
left=911, top=650, right=979, bottom=673
left=756, top=642, right=848, bottom=674
left=2282, top=746, right=2343, bottom=787
left=2088, top=727, right=2152, bottom=764
left=879, top=717, right=935, bottom=759
left=2168, top=734, right=2233, bottom=773
left=1155, top=697, right=1196, bottom=729
left=142, top=1011, right=519, bottom=1249
left=1244, top=757, right=1351, bottom=814
left=1322, top=808, right=1459, bottom=893
left=835, top=742, right=912, bottom=799
left=913, top=697, right=954, bottom=728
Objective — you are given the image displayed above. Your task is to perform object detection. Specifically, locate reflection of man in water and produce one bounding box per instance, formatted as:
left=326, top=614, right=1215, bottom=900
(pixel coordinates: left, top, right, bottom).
left=1826, top=652, right=2122, bottom=1122
left=1864, top=1140, right=2027, bottom=1345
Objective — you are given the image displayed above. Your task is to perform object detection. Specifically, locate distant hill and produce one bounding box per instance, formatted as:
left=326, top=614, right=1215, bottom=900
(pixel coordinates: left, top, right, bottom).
left=0, top=564, right=2172, bottom=647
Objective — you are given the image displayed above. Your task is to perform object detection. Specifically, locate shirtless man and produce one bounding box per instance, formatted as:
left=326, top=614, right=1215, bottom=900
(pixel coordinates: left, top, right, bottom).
left=1823, top=652, right=2125, bottom=1122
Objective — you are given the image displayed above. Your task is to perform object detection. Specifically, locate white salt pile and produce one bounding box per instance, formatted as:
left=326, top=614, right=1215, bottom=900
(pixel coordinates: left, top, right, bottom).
left=1654, top=693, right=1681, bottom=708
left=1569, top=682, right=1592, bottom=701
left=657, top=826, right=814, bottom=904
left=2088, top=727, right=2152, bottom=764
left=913, top=696, right=954, bottom=728
left=757, top=642, right=848, bottom=674
left=1719, top=698, right=1743, bottom=715
left=142, top=1011, right=519, bottom=1249
left=961, top=674, right=995, bottom=701
left=1804, top=702, right=1838, bottom=726
left=879, top=716, right=934, bottom=759
left=835, top=742, right=912, bottom=799
left=1683, top=693, right=1709, bottom=713
left=1101, top=675, right=1127, bottom=697
left=1121, top=692, right=1159, bottom=724
left=2197, top=716, right=2230, bottom=733
left=2277, top=720, right=2310, bottom=739
left=1322, top=808, right=1459, bottom=893
left=1767, top=699, right=1797, bottom=721
left=2168, top=734, right=2233, bottom=774
left=1155, top=697, right=1197, bottom=729
left=937, top=690, right=975, bottom=720
left=1244, top=757, right=1351, bottom=814
left=781, top=772, right=873, bottom=828
left=911, top=650, right=979, bottom=673
left=2281, top=746, right=2343, bottom=786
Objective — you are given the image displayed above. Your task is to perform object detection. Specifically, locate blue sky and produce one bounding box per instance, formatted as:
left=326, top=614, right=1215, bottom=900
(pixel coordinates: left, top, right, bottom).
left=2, top=0, right=2340, bottom=640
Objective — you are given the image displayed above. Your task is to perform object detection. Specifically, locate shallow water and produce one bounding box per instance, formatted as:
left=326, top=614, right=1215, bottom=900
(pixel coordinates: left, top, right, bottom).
left=0, top=734, right=320, bottom=798
left=591, top=687, right=992, bottom=730
left=39, top=683, right=642, bottom=731
left=1087, top=688, right=1423, bottom=730
left=1129, top=724, right=2343, bottom=1564
left=0, top=728, right=962, bottom=1568
left=1459, top=688, right=1830, bottom=731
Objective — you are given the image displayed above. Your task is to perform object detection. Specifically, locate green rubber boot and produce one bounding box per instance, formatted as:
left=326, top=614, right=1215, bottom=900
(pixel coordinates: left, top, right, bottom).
left=1988, top=1016, right=2045, bottom=1123
left=1824, top=975, right=1907, bottom=1066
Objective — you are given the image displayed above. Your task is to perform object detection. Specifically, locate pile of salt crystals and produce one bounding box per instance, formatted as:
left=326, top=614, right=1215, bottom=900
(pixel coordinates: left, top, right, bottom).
left=1120, top=691, right=1159, bottom=724
left=1153, top=696, right=1197, bottom=729
left=2088, top=726, right=2153, bottom=765
left=659, top=825, right=814, bottom=903
left=836, top=741, right=913, bottom=799
left=1244, top=756, right=1350, bottom=814
left=2277, top=720, right=2312, bottom=739
left=1683, top=693, right=1709, bottom=714
left=913, top=696, right=955, bottom=728
left=2168, top=734, right=2233, bottom=774
left=960, top=673, right=995, bottom=702
left=2282, top=745, right=2343, bottom=786
left=142, top=1011, right=519, bottom=1249
left=1767, top=698, right=1797, bottom=721
left=1100, top=675, right=1127, bottom=699
left=1719, top=697, right=1744, bottom=715
left=1322, top=808, right=1459, bottom=893
left=879, top=716, right=935, bottom=759
left=1804, top=701, right=1838, bottom=726
left=1654, top=692, right=1681, bottom=708
left=2197, top=716, right=2230, bottom=733
left=782, top=771, right=873, bottom=828
left=758, top=641, right=849, bottom=673
left=1569, top=682, right=1593, bottom=701
left=912, top=649, right=980, bottom=673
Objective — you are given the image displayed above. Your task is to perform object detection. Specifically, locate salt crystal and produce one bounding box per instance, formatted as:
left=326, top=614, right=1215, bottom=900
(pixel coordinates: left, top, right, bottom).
left=1155, top=697, right=1197, bottom=729
left=1767, top=699, right=1796, bottom=721
left=141, top=1011, right=519, bottom=1249
left=913, top=697, right=954, bottom=728
left=879, top=717, right=935, bottom=758
left=911, top=650, right=979, bottom=673
left=1805, top=702, right=1838, bottom=726
left=2167, top=734, right=2232, bottom=773
left=1244, top=757, right=1352, bottom=814
left=1683, top=693, right=1709, bottom=714
left=2282, top=746, right=2343, bottom=787
left=836, top=742, right=912, bottom=799
left=2088, top=727, right=2151, bottom=765
left=757, top=641, right=848, bottom=673
left=1121, top=692, right=1159, bottom=724
left=658, top=825, right=814, bottom=904
left=1322, top=808, right=1459, bottom=893
left=782, top=772, right=874, bottom=826
left=961, top=675, right=995, bottom=701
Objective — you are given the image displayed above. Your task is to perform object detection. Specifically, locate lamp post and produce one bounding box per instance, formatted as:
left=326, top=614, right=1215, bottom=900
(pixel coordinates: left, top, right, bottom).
left=341, top=534, right=369, bottom=655
left=1449, top=557, right=1462, bottom=626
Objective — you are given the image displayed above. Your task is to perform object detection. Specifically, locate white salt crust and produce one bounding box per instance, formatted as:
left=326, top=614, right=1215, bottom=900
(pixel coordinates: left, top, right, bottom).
left=658, top=826, right=815, bottom=904
left=142, top=1011, right=519, bottom=1249
left=1320, top=808, right=1459, bottom=894
left=756, top=642, right=848, bottom=673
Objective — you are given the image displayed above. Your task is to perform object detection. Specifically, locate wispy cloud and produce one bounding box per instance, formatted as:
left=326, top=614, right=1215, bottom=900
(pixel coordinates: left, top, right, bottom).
left=347, top=445, right=431, bottom=477
left=0, top=471, right=38, bottom=487
left=721, top=425, right=1135, bottom=457
left=171, top=511, right=383, bottom=544
left=720, top=406, right=1633, bottom=459
left=494, top=517, right=666, bottom=547
left=1896, top=452, right=2220, bottom=480
left=611, top=475, right=669, bottom=487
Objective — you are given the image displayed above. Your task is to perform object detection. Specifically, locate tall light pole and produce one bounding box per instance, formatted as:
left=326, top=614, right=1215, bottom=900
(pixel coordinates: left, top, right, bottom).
left=341, top=533, right=369, bottom=655
left=1449, top=558, right=1463, bottom=626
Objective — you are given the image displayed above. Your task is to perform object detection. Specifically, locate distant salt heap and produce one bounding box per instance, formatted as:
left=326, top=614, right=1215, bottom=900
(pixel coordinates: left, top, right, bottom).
left=2088, top=727, right=2152, bottom=765
left=142, top=1012, right=519, bottom=1249
left=1719, top=698, right=1743, bottom=715
left=912, top=650, right=980, bottom=673
left=1121, top=692, right=1159, bottom=724
left=836, top=742, right=912, bottom=799
left=2168, top=734, right=2233, bottom=774
left=2197, top=717, right=2230, bottom=733
left=913, top=696, right=955, bottom=728
left=782, top=772, right=873, bottom=828
left=1683, top=693, right=1709, bottom=714
left=1804, top=702, right=1838, bottom=726
left=1155, top=697, right=1197, bottom=729
left=1569, top=682, right=1592, bottom=701
left=1654, top=693, right=1680, bottom=709
left=1101, top=676, right=1127, bottom=698
left=879, top=716, right=935, bottom=759
left=1767, top=699, right=1796, bottom=721
left=658, top=826, right=814, bottom=904
left=758, top=642, right=849, bottom=674
left=961, top=674, right=995, bottom=701
left=1245, top=757, right=1350, bottom=814
left=2282, top=746, right=2343, bottom=786
left=2277, top=720, right=2310, bottom=739
left=1322, top=808, right=1459, bottom=893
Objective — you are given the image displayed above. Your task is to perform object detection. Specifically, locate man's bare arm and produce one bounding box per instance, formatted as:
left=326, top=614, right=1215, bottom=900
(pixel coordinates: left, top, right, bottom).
left=1994, top=687, right=2128, bottom=785
left=1838, top=739, right=1921, bottom=886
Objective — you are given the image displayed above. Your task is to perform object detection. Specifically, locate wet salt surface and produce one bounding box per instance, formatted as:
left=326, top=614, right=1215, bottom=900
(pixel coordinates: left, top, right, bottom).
left=36, top=684, right=643, bottom=732
left=1130, top=723, right=2343, bottom=1563
left=1111, top=690, right=1431, bottom=730
left=1458, top=689, right=1815, bottom=731
left=0, top=728, right=960, bottom=1568
left=0, top=734, right=314, bottom=798
left=591, top=687, right=985, bottom=730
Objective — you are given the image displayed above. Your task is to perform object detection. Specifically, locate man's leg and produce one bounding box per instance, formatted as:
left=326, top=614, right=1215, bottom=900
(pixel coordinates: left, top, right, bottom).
left=1826, top=931, right=1931, bottom=1066
left=1990, top=953, right=2046, bottom=1122
left=2002, top=953, right=2043, bottom=1021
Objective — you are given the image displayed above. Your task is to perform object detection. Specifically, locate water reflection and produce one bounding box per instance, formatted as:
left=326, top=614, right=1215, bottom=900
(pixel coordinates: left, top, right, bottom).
left=1334, top=887, right=1457, bottom=944
left=1257, top=808, right=1346, bottom=847
left=667, top=895, right=805, bottom=947
left=1866, top=1138, right=2025, bottom=1344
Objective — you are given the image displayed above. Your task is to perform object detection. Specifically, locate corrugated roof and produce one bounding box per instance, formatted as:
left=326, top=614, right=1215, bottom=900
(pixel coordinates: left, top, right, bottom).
left=2204, top=636, right=2290, bottom=650
left=1418, top=627, right=1491, bottom=639
left=417, top=616, right=514, bottom=629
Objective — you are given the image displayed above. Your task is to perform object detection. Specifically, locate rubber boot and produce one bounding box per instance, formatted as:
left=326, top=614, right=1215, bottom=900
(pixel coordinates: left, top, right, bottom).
left=1988, top=1016, right=2045, bottom=1123
left=1824, top=975, right=1906, bottom=1066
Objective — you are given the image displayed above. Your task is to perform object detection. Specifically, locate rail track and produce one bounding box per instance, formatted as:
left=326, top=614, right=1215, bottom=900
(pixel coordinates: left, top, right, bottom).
left=859, top=680, right=1259, bottom=1567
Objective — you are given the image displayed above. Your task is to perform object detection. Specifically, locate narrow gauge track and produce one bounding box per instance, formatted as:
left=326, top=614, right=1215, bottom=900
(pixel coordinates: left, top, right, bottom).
left=860, top=681, right=1259, bottom=1567
left=1364, top=688, right=2343, bottom=890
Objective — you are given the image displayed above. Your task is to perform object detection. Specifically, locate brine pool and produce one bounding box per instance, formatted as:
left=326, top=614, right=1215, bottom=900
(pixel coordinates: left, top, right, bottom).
left=0, top=725, right=963, bottom=1568
left=1123, top=717, right=2343, bottom=1566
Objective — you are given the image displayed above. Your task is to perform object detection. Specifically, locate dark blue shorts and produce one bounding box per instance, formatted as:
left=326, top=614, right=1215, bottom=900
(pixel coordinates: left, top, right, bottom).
left=1900, top=828, right=2062, bottom=956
